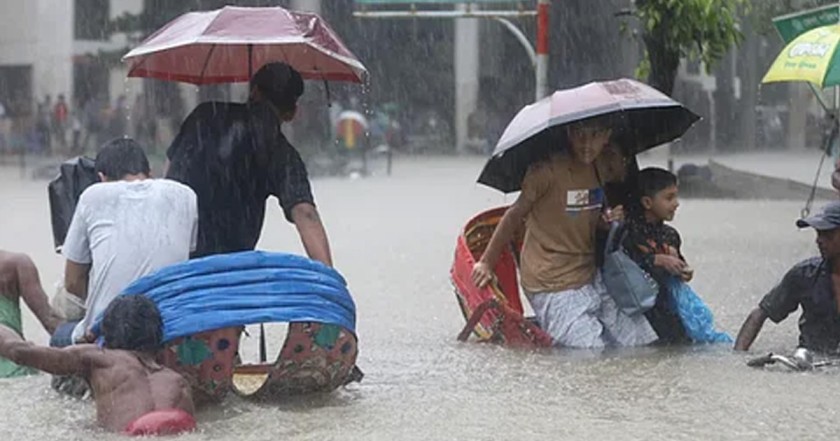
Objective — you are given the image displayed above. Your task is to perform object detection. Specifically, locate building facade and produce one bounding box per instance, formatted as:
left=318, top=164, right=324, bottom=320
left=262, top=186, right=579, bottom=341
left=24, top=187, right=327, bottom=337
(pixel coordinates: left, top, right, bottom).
left=0, top=0, right=144, bottom=119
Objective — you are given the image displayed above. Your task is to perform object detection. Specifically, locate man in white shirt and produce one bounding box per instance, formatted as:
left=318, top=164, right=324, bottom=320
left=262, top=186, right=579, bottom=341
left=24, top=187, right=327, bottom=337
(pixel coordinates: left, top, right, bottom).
left=51, top=138, right=198, bottom=346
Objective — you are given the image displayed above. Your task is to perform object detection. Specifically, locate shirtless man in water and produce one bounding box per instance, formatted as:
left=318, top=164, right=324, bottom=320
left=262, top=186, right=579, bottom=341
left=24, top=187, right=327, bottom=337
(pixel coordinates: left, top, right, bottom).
left=0, top=295, right=196, bottom=435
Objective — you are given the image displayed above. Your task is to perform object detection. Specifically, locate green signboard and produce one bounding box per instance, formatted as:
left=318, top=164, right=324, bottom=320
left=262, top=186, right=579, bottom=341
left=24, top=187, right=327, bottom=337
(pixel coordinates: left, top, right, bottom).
left=773, top=4, right=840, bottom=43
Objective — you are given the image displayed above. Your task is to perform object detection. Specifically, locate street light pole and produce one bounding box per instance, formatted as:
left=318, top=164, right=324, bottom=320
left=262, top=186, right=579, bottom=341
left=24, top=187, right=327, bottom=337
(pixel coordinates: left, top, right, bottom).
left=535, top=0, right=550, bottom=100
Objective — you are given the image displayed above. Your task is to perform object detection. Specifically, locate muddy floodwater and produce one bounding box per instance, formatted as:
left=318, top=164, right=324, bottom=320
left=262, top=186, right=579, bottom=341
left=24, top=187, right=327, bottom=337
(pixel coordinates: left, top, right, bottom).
left=0, top=154, right=836, bottom=440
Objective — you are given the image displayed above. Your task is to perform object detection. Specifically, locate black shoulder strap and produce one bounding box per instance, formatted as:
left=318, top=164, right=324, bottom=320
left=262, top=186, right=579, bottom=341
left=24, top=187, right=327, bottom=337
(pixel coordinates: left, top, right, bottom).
left=592, top=160, right=609, bottom=207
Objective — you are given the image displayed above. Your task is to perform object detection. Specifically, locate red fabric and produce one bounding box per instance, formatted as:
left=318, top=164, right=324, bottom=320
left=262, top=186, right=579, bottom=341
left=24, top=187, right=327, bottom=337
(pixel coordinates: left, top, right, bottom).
left=336, top=118, right=366, bottom=139
left=54, top=103, right=68, bottom=122
left=122, top=6, right=366, bottom=85
left=536, top=2, right=550, bottom=55
left=124, top=408, right=197, bottom=436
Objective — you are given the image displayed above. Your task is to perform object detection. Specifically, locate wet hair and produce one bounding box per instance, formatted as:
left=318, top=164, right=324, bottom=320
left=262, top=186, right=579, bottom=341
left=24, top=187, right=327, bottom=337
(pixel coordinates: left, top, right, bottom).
left=250, top=62, right=305, bottom=114
left=637, top=167, right=678, bottom=199
left=101, top=295, right=163, bottom=353
left=94, top=138, right=150, bottom=180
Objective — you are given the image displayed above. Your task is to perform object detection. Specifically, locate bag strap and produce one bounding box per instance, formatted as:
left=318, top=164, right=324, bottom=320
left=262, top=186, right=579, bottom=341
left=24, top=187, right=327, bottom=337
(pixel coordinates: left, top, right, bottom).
left=594, top=160, right=630, bottom=255
left=592, top=160, right=607, bottom=204
left=605, top=221, right=620, bottom=253
left=595, top=160, right=620, bottom=246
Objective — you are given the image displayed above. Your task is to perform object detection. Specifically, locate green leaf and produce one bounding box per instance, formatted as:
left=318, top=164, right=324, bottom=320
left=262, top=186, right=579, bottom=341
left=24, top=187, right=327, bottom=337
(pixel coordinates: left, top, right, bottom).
left=623, top=0, right=745, bottom=94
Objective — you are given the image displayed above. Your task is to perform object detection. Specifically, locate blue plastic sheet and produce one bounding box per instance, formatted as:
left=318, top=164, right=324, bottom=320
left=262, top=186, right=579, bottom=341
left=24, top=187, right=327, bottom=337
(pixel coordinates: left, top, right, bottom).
left=666, top=278, right=731, bottom=344
left=91, top=251, right=356, bottom=343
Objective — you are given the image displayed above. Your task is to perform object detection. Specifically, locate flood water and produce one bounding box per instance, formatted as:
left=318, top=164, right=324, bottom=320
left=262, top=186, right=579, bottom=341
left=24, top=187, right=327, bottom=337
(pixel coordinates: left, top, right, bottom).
left=0, top=154, right=836, bottom=440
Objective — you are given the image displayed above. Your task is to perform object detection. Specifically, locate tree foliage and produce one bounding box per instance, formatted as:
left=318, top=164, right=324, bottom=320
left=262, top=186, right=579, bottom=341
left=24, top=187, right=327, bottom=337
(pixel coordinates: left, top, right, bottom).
left=620, top=0, right=747, bottom=95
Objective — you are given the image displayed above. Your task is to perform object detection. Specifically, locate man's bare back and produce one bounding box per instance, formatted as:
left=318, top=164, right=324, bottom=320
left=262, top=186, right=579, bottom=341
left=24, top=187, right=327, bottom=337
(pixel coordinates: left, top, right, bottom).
left=0, top=327, right=195, bottom=432
left=83, top=346, right=194, bottom=431
left=0, top=295, right=196, bottom=434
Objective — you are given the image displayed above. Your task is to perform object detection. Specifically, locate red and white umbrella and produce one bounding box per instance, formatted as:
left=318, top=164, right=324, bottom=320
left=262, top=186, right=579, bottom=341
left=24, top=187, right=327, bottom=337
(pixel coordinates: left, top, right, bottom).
left=122, top=6, right=367, bottom=84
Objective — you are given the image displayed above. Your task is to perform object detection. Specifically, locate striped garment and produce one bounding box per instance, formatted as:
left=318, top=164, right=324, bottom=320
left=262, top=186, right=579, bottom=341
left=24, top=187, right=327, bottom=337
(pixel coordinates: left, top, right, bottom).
left=526, top=274, right=658, bottom=348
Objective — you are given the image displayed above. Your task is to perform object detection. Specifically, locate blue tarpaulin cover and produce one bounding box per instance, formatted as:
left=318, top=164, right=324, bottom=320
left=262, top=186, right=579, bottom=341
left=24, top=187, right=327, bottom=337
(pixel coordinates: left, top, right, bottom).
left=92, top=251, right=356, bottom=343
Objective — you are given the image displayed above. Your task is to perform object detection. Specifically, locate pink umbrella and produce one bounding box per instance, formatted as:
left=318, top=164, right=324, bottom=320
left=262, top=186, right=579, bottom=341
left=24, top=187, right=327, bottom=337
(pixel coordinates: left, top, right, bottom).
left=478, top=79, right=699, bottom=192
left=122, top=6, right=367, bottom=84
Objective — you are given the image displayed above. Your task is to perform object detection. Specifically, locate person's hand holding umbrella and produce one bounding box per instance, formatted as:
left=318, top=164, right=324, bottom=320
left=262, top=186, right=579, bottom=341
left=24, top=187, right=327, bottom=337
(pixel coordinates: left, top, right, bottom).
left=600, top=204, right=625, bottom=228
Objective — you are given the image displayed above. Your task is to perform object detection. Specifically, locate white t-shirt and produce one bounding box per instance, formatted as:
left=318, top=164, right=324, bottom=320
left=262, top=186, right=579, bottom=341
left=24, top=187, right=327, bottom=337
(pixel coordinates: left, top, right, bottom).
left=62, top=179, right=198, bottom=342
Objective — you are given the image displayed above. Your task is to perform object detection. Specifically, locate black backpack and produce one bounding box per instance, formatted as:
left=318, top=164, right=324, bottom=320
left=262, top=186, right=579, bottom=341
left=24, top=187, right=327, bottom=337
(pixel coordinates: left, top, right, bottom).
left=48, top=156, right=98, bottom=252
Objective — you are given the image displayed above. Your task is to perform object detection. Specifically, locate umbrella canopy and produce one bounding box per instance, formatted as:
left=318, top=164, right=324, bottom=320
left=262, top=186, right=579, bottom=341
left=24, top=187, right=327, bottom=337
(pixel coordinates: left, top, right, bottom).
left=477, top=79, right=699, bottom=193
left=763, top=24, right=840, bottom=89
left=122, top=6, right=367, bottom=84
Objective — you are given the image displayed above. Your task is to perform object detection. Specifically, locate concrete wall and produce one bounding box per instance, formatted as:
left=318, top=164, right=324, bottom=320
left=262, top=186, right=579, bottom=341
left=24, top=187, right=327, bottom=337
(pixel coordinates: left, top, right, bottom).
left=0, top=1, right=73, bottom=105
left=0, top=0, right=145, bottom=114
left=34, top=0, right=74, bottom=102
left=0, top=2, right=39, bottom=65
left=87, top=0, right=144, bottom=107
left=291, top=0, right=321, bottom=13
left=454, top=9, right=480, bottom=154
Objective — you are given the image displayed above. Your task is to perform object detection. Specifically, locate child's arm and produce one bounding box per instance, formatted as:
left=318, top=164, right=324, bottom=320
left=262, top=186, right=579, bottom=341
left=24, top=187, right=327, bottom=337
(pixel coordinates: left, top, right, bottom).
left=472, top=195, right=535, bottom=288
left=621, top=227, right=681, bottom=274
left=0, top=325, right=103, bottom=376
left=629, top=226, right=688, bottom=278
left=653, top=254, right=688, bottom=275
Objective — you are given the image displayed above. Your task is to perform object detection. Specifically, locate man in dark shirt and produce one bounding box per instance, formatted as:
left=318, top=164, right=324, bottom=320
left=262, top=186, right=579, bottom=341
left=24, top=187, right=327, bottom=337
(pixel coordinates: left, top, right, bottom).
left=735, top=201, right=840, bottom=353
left=165, top=63, right=332, bottom=265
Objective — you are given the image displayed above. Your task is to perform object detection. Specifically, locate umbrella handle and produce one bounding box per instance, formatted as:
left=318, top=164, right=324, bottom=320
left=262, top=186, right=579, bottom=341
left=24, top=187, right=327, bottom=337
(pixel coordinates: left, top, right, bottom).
left=248, top=44, right=253, bottom=79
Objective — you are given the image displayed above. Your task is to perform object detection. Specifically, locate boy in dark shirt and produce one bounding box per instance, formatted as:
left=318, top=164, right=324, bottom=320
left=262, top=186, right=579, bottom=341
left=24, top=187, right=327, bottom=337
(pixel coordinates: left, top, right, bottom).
left=623, top=168, right=692, bottom=344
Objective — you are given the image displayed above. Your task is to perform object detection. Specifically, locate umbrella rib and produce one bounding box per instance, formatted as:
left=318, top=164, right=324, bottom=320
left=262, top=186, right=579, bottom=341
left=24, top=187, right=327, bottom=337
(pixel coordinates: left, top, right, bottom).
left=198, top=44, right=217, bottom=83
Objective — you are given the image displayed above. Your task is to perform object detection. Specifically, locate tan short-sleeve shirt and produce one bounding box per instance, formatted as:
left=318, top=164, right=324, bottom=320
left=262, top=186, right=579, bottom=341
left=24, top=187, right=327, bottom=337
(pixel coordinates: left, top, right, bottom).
left=519, top=146, right=625, bottom=293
